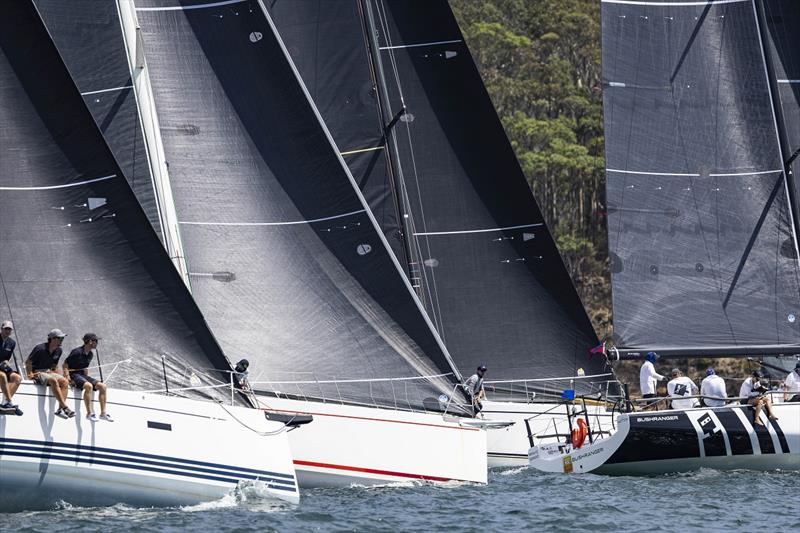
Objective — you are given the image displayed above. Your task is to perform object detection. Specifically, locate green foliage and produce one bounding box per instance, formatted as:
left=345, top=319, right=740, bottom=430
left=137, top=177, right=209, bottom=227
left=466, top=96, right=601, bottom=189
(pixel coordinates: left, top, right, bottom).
left=451, top=0, right=610, bottom=336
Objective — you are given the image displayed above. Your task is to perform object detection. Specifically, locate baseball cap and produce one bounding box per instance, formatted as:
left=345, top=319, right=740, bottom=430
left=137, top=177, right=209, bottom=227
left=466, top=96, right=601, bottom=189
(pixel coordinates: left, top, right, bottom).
left=671, top=368, right=681, bottom=376
left=1, top=320, right=12, bottom=330
left=82, top=333, right=100, bottom=343
left=47, top=328, right=67, bottom=340
left=477, top=364, right=487, bottom=371
left=706, top=367, right=715, bottom=376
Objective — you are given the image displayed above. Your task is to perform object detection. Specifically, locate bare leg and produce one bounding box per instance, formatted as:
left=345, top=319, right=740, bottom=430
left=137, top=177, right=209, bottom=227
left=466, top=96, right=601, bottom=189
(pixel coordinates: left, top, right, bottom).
left=764, top=397, right=778, bottom=420
left=0, top=373, right=10, bottom=402
left=753, top=399, right=764, bottom=425
left=9, top=373, right=20, bottom=398
left=97, top=382, right=107, bottom=415
left=49, top=377, right=68, bottom=409
left=82, top=382, right=93, bottom=414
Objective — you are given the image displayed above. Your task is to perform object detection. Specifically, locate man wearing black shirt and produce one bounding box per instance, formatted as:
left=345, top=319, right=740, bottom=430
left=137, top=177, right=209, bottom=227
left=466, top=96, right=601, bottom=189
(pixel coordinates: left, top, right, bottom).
left=64, top=333, right=111, bottom=422
left=0, top=320, right=22, bottom=414
left=25, top=329, right=74, bottom=419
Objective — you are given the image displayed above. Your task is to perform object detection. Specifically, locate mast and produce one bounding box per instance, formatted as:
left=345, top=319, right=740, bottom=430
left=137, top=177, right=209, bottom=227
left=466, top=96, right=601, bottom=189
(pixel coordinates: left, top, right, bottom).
left=354, top=0, right=416, bottom=288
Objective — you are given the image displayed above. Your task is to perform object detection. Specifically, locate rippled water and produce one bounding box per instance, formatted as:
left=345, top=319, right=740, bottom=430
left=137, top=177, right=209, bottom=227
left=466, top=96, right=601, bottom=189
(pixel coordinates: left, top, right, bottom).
left=3, top=468, right=798, bottom=532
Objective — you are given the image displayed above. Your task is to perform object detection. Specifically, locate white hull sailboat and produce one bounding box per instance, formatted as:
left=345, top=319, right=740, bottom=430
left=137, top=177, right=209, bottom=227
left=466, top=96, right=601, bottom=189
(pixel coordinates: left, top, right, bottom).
left=0, top=383, right=298, bottom=511
left=528, top=401, right=800, bottom=475
left=262, top=396, right=486, bottom=486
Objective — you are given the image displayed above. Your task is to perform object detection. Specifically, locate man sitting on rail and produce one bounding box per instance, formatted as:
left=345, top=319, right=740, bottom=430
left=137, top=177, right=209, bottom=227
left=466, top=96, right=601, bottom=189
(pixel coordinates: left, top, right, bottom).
left=26, top=329, right=74, bottom=419
left=739, top=370, right=778, bottom=425
left=0, top=320, right=22, bottom=415
left=783, top=361, right=800, bottom=403
left=64, top=333, right=112, bottom=422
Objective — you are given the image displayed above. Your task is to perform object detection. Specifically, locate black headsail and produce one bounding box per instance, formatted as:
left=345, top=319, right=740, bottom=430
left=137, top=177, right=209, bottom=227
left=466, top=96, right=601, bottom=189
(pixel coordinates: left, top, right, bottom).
left=133, top=0, right=466, bottom=412
left=267, top=1, right=605, bottom=381
left=0, top=1, right=239, bottom=403
left=34, top=0, right=163, bottom=242
left=602, top=0, right=800, bottom=358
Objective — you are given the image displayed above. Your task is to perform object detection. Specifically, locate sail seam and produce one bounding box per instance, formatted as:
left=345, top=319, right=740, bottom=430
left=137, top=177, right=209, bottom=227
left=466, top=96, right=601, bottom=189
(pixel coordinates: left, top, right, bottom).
left=81, top=85, right=133, bottom=96
left=601, top=0, right=747, bottom=6
left=413, top=223, right=543, bottom=236
left=179, top=209, right=366, bottom=227
left=0, top=174, right=116, bottom=191
left=378, top=39, right=462, bottom=51
left=606, top=168, right=782, bottom=177
left=136, top=0, right=246, bottom=11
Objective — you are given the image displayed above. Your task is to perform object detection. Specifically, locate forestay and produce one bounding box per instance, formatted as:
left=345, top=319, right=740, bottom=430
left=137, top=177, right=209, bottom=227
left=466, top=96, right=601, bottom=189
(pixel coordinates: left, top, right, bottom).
left=133, top=0, right=466, bottom=413
left=602, top=0, right=800, bottom=353
left=0, top=0, right=238, bottom=403
left=268, top=0, right=605, bottom=381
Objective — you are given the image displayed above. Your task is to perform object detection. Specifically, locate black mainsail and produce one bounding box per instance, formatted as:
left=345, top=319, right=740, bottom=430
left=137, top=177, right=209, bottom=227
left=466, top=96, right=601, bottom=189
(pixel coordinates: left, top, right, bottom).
left=132, top=0, right=466, bottom=412
left=0, top=0, right=238, bottom=402
left=268, top=0, right=605, bottom=380
left=602, top=0, right=800, bottom=357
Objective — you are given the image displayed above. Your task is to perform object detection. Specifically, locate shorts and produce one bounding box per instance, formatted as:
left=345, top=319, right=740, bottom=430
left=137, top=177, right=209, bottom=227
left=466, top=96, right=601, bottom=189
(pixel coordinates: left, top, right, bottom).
left=34, top=372, right=62, bottom=386
left=0, top=363, right=19, bottom=378
left=72, top=373, right=99, bottom=390
left=642, top=393, right=656, bottom=399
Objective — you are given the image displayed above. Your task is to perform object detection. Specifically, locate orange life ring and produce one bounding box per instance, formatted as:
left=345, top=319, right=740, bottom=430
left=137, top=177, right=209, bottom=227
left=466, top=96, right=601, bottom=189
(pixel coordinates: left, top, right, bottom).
left=571, top=418, right=588, bottom=449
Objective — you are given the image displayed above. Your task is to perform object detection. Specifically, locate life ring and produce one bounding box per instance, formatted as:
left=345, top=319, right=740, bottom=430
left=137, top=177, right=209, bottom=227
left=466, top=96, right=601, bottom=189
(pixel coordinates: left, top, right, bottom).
left=571, top=418, right=588, bottom=449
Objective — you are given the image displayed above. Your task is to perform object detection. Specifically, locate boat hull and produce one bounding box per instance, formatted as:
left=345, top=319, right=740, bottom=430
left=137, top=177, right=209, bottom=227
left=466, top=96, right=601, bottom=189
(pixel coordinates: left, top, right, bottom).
left=529, top=403, right=800, bottom=475
left=0, top=383, right=299, bottom=511
left=482, top=399, right=613, bottom=467
left=261, top=397, right=487, bottom=487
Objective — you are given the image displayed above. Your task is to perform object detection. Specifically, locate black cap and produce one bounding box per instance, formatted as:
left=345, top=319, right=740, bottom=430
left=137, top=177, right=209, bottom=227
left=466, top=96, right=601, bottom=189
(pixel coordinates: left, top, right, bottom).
left=477, top=365, right=487, bottom=372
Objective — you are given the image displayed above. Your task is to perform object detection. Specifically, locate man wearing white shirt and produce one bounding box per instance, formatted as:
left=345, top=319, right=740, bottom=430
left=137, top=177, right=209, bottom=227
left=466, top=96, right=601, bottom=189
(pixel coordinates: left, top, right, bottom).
left=739, top=370, right=778, bottom=425
left=640, top=352, right=664, bottom=409
left=783, top=361, right=800, bottom=402
left=667, top=368, right=699, bottom=409
left=700, top=367, right=727, bottom=407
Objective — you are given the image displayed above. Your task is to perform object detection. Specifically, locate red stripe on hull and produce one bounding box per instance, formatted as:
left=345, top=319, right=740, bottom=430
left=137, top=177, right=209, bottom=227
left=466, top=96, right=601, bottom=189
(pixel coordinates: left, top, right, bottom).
left=293, top=459, right=458, bottom=482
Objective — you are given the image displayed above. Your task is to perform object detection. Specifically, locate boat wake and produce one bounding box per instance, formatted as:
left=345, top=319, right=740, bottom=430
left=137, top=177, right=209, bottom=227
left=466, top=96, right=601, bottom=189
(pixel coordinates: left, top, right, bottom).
left=495, top=466, right=529, bottom=477
left=181, top=481, right=294, bottom=513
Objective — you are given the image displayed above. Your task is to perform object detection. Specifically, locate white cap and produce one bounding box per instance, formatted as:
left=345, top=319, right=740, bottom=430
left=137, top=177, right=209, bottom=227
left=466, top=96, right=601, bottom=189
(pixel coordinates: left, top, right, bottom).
left=1, top=320, right=12, bottom=330
left=47, top=328, right=67, bottom=339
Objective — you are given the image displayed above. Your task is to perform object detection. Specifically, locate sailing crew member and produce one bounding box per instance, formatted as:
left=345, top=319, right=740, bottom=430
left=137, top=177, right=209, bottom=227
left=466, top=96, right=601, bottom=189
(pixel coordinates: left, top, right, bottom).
left=667, top=368, right=699, bottom=409
left=464, top=364, right=487, bottom=414
left=233, top=359, right=251, bottom=391
left=700, top=367, right=727, bottom=407
left=64, top=333, right=112, bottom=422
left=639, top=351, right=664, bottom=409
left=739, top=370, right=778, bottom=425
left=782, top=361, right=800, bottom=402
left=0, top=320, right=22, bottom=414
left=25, top=329, right=74, bottom=419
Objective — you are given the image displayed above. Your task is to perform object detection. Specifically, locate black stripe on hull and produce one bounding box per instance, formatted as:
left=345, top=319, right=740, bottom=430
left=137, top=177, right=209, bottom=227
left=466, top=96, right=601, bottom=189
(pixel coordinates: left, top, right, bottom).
left=771, top=419, right=790, bottom=454
left=714, top=409, right=754, bottom=456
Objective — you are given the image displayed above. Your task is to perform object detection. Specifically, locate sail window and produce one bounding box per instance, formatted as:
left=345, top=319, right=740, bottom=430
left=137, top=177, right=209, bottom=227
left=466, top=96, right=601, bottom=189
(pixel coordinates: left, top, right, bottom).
left=249, top=32, right=262, bottom=43
left=356, top=244, right=372, bottom=256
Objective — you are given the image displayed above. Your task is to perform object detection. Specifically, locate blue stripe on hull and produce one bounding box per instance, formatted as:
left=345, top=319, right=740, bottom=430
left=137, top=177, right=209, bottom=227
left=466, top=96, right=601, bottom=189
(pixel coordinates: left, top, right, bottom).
left=0, top=439, right=296, bottom=491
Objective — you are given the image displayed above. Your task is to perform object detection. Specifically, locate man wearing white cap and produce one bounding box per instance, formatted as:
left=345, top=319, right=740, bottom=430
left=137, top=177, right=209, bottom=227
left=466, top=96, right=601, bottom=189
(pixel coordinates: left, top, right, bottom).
left=25, top=329, right=74, bottom=419
left=0, top=320, right=22, bottom=415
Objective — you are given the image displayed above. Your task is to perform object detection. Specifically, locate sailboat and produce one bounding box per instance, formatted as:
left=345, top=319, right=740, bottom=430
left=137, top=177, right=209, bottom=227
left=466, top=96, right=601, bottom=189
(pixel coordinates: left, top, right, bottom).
left=68, top=0, right=489, bottom=487
left=0, top=0, right=299, bottom=510
left=529, top=0, right=800, bottom=475
left=266, top=0, right=616, bottom=467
